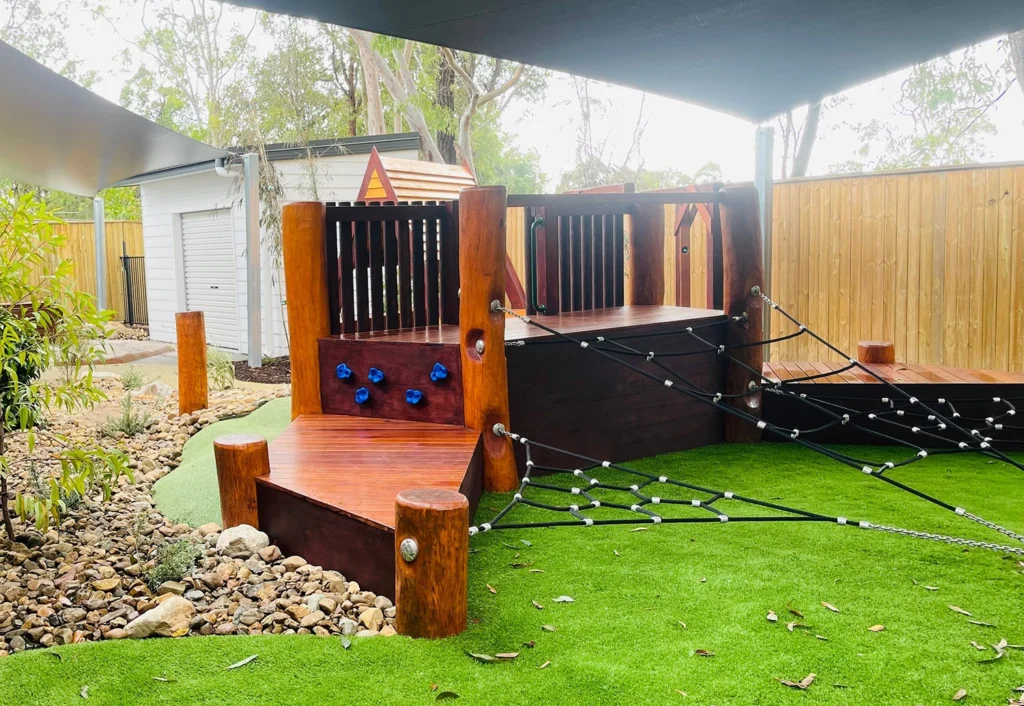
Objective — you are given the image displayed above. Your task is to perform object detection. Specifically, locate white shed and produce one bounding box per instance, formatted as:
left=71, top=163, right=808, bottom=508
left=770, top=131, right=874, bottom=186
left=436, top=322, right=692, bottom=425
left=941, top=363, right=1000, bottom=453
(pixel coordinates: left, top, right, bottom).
left=115, top=133, right=421, bottom=357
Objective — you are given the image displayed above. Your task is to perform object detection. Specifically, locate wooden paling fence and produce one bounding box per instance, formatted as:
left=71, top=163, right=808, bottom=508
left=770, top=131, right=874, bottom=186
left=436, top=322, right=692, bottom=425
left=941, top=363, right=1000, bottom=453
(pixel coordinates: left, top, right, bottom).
left=769, top=164, right=1024, bottom=373
left=27, top=221, right=145, bottom=322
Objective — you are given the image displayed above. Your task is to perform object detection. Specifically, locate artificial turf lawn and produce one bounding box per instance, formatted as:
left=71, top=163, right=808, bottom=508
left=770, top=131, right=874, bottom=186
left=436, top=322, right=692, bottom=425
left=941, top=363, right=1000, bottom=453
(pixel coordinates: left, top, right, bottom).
left=4, top=442, right=1022, bottom=705
left=151, top=397, right=292, bottom=527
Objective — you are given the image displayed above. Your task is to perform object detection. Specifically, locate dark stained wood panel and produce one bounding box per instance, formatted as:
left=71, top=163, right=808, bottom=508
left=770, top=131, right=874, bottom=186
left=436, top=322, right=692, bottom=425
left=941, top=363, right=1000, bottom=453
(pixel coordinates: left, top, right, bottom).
left=260, top=415, right=482, bottom=532
left=319, top=338, right=464, bottom=424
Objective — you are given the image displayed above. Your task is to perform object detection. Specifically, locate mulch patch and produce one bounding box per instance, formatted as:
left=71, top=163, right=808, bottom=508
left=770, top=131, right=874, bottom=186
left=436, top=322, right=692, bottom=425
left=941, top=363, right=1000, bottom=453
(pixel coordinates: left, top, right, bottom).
left=235, top=356, right=291, bottom=384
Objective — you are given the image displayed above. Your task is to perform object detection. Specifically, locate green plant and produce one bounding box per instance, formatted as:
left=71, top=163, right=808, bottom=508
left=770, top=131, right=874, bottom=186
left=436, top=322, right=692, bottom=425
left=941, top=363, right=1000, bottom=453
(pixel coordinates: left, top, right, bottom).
left=207, top=347, right=235, bottom=390
left=102, top=394, right=152, bottom=437
left=120, top=366, right=144, bottom=391
left=146, top=539, right=203, bottom=589
left=28, top=461, right=82, bottom=512
left=0, top=189, right=129, bottom=538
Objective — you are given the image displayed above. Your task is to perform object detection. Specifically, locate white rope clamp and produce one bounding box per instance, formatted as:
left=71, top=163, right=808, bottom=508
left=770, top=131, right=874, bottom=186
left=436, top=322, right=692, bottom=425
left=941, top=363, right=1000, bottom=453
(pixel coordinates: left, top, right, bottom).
left=859, top=521, right=870, bottom=529
left=691, top=499, right=701, bottom=507
left=757, top=421, right=767, bottom=429
left=514, top=493, right=522, bottom=501
left=713, top=393, right=723, bottom=403
left=917, top=450, right=928, bottom=458
left=652, top=497, right=661, bottom=504
left=652, top=516, right=662, bottom=524
left=862, top=466, right=874, bottom=474
left=658, top=476, right=668, bottom=483
left=630, top=504, right=642, bottom=512
left=724, top=491, right=734, bottom=499
left=790, top=429, right=800, bottom=438
left=647, top=351, right=656, bottom=361
left=583, top=518, right=593, bottom=526
left=602, top=461, right=611, bottom=468
left=955, top=507, right=965, bottom=516
left=883, top=462, right=894, bottom=470
left=579, top=341, right=589, bottom=349
left=718, top=515, right=729, bottom=522
left=571, top=487, right=580, bottom=495
left=573, top=469, right=584, bottom=477
left=590, top=478, right=600, bottom=485
left=592, top=500, right=601, bottom=508
left=664, top=379, right=674, bottom=387
left=481, top=523, right=492, bottom=532
left=837, top=517, right=847, bottom=525
left=469, top=526, right=479, bottom=536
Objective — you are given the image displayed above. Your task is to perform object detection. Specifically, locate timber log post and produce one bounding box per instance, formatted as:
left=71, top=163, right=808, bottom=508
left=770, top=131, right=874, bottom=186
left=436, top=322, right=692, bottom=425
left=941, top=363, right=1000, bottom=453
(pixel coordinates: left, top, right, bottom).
left=629, top=203, right=666, bottom=305
left=394, top=488, right=469, bottom=638
left=214, top=434, right=270, bottom=529
left=719, top=185, right=765, bottom=443
left=175, top=311, right=208, bottom=415
left=857, top=341, right=895, bottom=365
left=283, top=202, right=329, bottom=420
left=459, top=186, right=518, bottom=493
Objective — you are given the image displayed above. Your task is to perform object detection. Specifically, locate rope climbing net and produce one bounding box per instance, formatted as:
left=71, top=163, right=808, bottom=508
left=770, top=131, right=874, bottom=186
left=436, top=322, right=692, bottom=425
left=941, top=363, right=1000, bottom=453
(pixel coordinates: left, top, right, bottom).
left=472, top=292, right=1024, bottom=556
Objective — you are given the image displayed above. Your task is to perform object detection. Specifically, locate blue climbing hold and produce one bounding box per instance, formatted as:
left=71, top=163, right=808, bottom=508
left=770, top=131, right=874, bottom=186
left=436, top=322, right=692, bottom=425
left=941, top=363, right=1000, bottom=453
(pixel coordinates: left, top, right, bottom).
left=368, top=367, right=385, bottom=384
left=406, top=389, right=424, bottom=405
left=430, top=362, right=449, bottom=382
left=336, top=363, right=352, bottom=380
left=354, top=387, right=370, bottom=405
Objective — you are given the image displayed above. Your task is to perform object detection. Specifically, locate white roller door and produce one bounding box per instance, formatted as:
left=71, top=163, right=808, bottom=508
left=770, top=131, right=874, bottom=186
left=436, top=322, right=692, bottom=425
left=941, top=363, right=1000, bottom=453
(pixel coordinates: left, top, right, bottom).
left=180, top=209, right=239, bottom=350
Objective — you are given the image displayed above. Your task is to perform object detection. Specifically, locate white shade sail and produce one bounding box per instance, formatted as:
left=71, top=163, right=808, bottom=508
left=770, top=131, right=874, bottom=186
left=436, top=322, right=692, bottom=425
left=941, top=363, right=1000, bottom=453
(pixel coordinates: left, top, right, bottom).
left=0, top=41, right=228, bottom=197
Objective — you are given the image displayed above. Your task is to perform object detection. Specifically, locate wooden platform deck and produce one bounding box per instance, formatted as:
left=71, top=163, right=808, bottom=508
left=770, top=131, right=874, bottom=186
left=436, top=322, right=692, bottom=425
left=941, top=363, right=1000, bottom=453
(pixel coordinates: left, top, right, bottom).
left=329, top=305, right=725, bottom=344
left=255, top=415, right=482, bottom=594
left=763, top=360, right=1024, bottom=385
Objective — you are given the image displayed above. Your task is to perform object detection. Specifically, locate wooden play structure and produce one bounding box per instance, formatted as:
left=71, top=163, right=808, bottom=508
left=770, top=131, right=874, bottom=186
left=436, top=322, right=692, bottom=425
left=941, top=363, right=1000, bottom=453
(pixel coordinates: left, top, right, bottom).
left=357, top=147, right=476, bottom=203
left=212, top=184, right=766, bottom=637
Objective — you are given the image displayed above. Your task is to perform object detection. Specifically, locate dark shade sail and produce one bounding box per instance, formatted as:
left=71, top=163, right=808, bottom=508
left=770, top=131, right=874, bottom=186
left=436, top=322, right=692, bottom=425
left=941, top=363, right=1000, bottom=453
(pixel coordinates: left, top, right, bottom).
left=0, top=42, right=227, bottom=196
left=224, top=0, right=1024, bottom=121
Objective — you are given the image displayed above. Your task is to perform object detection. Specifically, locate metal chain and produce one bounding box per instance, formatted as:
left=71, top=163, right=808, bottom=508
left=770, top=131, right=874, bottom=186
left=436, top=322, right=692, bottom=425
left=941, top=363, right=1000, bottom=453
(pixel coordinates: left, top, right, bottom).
left=865, top=523, right=1024, bottom=556
left=963, top=512, right=1024, bottom=545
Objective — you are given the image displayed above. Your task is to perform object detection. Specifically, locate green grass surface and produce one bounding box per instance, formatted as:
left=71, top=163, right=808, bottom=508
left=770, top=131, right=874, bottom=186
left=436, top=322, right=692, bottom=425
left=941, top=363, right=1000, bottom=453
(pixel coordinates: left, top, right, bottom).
left=151, top=397, right=292, bottom=526
left=4, top=443, right=1023, bottom=705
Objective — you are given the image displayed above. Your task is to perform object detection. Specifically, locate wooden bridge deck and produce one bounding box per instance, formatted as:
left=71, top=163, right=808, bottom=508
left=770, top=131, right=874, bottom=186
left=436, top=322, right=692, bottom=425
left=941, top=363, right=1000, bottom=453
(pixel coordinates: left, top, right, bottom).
left=763, top=361, right=1024, bottom=385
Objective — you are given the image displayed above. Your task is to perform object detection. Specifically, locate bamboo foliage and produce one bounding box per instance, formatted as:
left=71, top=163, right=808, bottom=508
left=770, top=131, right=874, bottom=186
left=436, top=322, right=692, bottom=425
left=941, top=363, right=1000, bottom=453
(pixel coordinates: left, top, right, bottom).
left=770, top=165, right=1024, bottom=372
left=27, top=221, right=144, bottom=321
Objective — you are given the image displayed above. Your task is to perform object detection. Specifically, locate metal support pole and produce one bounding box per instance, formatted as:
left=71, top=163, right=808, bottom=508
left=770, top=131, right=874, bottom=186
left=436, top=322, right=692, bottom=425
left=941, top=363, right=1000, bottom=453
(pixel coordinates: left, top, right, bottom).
left=92, top=197, right=106, bottom=310
left=243, top=152, right=262, bottom=368
left=753, top=126, right=774, bottom=341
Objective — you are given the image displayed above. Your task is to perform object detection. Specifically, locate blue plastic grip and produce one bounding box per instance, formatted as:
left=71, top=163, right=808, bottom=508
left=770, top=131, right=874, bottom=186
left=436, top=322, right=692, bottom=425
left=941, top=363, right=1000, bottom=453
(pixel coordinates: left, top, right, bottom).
left=354, top=387, right=370, bottom=405
left=368, top=367, right=385, bottom=384
left=406, top=389, right=424, bottom=405
left=430, top=362, right=449, bottom=382
left=336, top=363, right=352, bottom=380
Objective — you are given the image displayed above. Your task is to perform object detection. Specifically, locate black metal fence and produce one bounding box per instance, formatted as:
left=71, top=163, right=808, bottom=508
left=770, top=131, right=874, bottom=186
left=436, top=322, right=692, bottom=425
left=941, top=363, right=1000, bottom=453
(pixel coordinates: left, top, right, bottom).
left=120, top=254, right=148, bottom=326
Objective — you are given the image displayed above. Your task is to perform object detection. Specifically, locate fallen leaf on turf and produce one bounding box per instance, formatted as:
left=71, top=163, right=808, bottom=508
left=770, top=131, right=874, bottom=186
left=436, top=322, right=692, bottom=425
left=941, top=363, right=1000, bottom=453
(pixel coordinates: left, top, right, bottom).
left=501, top=543, right=518, bottom=549
left=151, top=677, right=177, bottom=683
left=815, top=635, right=829, bottom=641
left=912, top=578, right=919, bottom=585
left=509, top=562, right=533, bottom=569
left=699, top=577, right=707, bottom=583
left=541, top=624, right=556, bottom=632
left=777, top=673, right=816, bottom=690
left=529, top=569, right=545, bottom=573
left=436, top=691, right=459, bottom=701
left=630, top=527, right=647, bottom=532
left=539, top=661, right=550, bottom=669
left=822, top=601, right=840, bottom=613
left=970, top=641, right=986, bottom=651
left=952, top=688, right=967, bottom=701
left=675, top=690, right=686, bottom=697
left=613, top=549, right=620, bottom=556
left=521, top=539, right=532, bottom=547
left=694, top=649, right=715, bottom=657
left=968, top=620, right=995, bottom=627
left=767, top=610, right=778, bottom=623
left=833, top=683, right=850, bottom=689
left=486, top=584, right=497, bottom=594
left=979, top=642, right=1005, bottom=663
left=787, top=621, right=812, bottom=632
left=788, top=606, right=805, bottom=618
left=226, top=655, right=258, bottom=670
left=553, top=596, right=574, bottom=603
left=495, top=653, right=519, bottom=660
left=868, top=625, right=885, bottom=632
left=47, top=652, right=63, bottom=661
left=466, top=652, right=498, bottom=663
left=532, top=600, right=544, bottom=610
left=678, top=621, right=687, bottom=629
left=949, top=605, right=972, bottom=617
left=80, top=686, right=88, bottom=700
left=431, top=684, right=439, bottom=692
left=523, top=640, right=536, bottom=648
left=340, top=636, right=351, bottom=650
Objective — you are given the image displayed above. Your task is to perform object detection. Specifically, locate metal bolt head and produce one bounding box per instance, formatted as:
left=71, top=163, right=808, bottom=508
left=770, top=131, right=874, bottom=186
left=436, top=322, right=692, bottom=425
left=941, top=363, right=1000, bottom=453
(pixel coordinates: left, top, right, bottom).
left=399, top=538, right=419, bottom=563
left=492, top=422, right=507, bottom=437
left=750, top=285, right=762, bottom=297
left=475, top=339, right=485, bottom=354
left=748, top=380, right=758, bottom=391
left=489, top=299, right=503, bottom=313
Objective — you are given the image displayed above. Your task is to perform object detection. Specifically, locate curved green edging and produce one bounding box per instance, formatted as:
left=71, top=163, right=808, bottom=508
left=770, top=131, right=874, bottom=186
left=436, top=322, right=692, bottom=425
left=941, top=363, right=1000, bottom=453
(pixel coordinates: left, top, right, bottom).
left=152, top=397, right=293, bottom=527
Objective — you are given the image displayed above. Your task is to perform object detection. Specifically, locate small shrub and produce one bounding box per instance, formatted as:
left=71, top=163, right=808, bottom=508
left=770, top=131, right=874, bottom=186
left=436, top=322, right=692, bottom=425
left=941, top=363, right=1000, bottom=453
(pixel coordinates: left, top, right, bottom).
left=102, top=394, right=151, bottom=437
left=27, top=462, right=82, bottom=513
left=0, top=308, right=45, bottom=431
left=146, top=539, right=203, bottom=589
left=207, top=347, right=235, bottom=390
left=120, top=366, right=144, bottom=391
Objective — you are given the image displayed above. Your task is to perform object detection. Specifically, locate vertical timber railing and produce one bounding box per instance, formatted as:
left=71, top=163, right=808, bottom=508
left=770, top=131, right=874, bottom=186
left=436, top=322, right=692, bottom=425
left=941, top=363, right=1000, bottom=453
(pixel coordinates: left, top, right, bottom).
left=324, top=201, right=459, bottom=335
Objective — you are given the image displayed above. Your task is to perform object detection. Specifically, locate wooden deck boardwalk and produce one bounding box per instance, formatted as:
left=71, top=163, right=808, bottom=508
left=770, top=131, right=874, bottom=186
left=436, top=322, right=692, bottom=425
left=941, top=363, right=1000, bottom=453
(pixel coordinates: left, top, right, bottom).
left=763, top=361, right=1024, bottom=386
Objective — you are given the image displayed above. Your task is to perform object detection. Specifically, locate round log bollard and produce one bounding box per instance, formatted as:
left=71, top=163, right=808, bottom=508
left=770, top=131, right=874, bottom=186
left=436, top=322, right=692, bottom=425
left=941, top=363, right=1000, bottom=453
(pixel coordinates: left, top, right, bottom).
left=176, top=311, right=208, bottom=415
left=214, top=434, right=270, bottom=529
left=857, top=340, right=896, bottom=365
left=395, top=488, right=469, bottom=638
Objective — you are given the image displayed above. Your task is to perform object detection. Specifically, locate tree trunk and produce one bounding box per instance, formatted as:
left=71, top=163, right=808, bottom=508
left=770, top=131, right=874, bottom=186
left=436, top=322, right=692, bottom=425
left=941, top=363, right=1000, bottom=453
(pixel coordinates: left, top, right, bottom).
left=791, top=100, right=822, bottom=178
left=356, top=34, right=386, bottom=136
left=1011, top=31, right=1024, bottom=101
left=0, top=474, right=13, bottom=540
left=436, top=60, right=458, bottom=164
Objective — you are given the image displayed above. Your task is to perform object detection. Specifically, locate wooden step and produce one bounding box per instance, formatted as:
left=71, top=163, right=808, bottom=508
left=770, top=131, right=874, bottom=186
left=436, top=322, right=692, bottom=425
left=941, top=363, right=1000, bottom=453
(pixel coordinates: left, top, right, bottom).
left=255, top=415, right=482, bottom=595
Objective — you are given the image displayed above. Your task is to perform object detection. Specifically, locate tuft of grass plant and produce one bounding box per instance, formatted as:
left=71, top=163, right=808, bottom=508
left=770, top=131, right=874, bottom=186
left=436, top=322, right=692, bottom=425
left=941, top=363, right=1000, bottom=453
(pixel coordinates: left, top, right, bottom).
left=207, top=347, right=235, bottom=390
left=119, top=366, right=144, bottom=391
left=146, top=539, right=203, bottom=590
left=102, top=394, right=151, bottom=437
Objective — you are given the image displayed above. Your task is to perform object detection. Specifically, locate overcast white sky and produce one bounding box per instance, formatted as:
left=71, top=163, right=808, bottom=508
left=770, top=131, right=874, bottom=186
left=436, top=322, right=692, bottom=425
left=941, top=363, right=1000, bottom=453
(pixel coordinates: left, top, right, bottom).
left=57, top=2, right=1024, bottom=189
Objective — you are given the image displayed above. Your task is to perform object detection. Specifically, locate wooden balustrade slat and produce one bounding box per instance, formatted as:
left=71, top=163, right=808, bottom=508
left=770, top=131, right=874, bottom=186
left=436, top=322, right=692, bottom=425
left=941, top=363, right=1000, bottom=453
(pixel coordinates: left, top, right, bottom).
left=411, top=216, right=426, bottom=327
left=339, top=221, right=355, bottom=334
left=397, top=219, right=413, bottom=329
left=383, top=219, right=399, bottom=330
left=426, top=208, right=440, bottom=325
left=354, top=220, right=370, bottom=332
left=325, top=219, right=341, bottom=336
